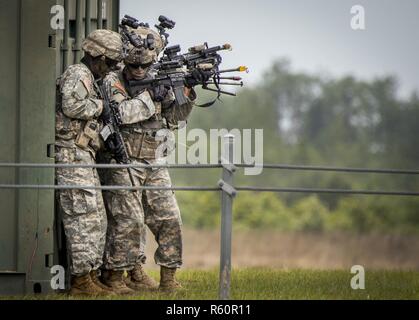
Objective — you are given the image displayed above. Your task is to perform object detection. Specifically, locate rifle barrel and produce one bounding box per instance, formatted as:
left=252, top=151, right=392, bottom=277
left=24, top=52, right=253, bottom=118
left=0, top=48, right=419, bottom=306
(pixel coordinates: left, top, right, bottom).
left=202, top=87, right=236, bottom=96
left=218, top=76, right=242, bottom=81
left=129, top=78, right=155, bottom=86
left=207, top=81, right=243, bottom=86
left=217, top=66, right=248, bottom=74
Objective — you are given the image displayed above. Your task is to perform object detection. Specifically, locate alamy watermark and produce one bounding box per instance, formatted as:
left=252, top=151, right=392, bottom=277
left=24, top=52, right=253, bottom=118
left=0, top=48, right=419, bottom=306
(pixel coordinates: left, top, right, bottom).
left=154, top=122, right=264, bottom=176
left=50, top=5, right=64, bottom=30
left=51, top=4, right=367, bottom=32
left=350, top=5, right=366, bottom=30
left=350, top=265, right=365, bottom=290
left=50, top=265, right=65, bottom=290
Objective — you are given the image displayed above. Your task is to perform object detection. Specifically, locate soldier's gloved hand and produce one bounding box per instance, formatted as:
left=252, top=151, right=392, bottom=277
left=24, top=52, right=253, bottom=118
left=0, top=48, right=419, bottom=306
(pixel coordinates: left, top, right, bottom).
left=100, top=104, right=112, bottom=123
left=150, top=84, right=170, bottom=102
left=190, top=69, right=211, bottom=86
left=115, top=145, right=128, bottom=164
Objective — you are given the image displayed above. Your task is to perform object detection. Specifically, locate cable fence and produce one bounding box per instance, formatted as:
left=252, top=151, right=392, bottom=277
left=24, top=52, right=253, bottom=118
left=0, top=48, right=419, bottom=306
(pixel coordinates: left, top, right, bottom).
left=1, top=135, right=419, bottom=299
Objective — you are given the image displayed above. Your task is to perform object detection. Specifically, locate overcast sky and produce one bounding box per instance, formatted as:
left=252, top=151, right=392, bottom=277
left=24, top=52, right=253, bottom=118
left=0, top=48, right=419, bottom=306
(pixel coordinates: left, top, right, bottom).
left=120, top=0, right=419, bottom=97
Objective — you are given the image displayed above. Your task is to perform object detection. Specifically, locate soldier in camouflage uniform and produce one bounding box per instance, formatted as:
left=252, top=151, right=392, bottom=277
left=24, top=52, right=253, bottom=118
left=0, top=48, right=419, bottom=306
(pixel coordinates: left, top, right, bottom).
left=98, top=134, right=145, bottom=294
left=102, top=26, right=196, bottom=291
left=55, top=29, right=124, bottom=296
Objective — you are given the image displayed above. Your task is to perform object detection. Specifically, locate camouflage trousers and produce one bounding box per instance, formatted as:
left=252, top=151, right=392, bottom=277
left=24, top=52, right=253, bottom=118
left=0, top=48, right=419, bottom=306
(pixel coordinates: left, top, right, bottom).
left=131, top=160, right=183, bottom=269
left=99, top=165, right=145, bottom=271
left=55, top=146, right=107, bottom=276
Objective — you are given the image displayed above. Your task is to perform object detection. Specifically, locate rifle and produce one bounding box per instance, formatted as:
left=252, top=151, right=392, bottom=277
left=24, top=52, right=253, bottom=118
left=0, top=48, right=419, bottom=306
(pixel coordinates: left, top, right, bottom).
left=128, top=60, right=190, bottom=107
left=96, top=80, right=130, bottom=164
left=128, top=43, right=248, bottom=107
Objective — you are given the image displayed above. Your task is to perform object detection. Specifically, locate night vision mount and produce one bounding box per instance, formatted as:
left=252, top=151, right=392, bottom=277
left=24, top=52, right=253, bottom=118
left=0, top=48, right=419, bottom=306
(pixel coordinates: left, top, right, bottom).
left=119, top=14, right=176, bottom=53
left=119, top=15, right=155, bottom=51
left=155, top=15, right=176, bottom=47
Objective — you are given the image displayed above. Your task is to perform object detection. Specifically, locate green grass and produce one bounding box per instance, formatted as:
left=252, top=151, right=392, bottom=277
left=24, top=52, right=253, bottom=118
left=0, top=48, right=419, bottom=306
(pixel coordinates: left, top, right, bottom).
left=4, top=268, right=419, bottom=300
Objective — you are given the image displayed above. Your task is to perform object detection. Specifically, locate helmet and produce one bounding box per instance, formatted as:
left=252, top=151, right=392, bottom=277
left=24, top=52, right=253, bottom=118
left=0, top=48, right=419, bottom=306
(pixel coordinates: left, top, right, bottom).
left=82, top=29, right=124, bottom=61
left=124, top=27, right=164, bottom=66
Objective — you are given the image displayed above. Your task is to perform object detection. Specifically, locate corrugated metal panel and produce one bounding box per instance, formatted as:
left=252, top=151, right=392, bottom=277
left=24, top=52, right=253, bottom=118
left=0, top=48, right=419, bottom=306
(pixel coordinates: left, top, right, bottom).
left=0, top=0, right=120, bottom=295
left=17, top=0, right=57, bottom=294
left=0, top=0, right=20, bottom=273
left=62, top=0, right=118, bottom=71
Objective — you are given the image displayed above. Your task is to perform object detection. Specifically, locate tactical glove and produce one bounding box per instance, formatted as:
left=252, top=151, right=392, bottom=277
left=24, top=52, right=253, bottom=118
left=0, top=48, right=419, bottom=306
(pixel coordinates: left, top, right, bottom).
left=186, top=69, right=211, bottom=88
left=150, top=84, right=170, bottom=102
left=100, top=103, right=112, bottom=123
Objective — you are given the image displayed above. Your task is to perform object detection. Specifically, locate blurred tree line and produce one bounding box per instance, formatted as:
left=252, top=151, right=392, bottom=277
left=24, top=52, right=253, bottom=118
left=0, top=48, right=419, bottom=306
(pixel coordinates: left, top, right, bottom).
left=170, top=59, right=419, bottom=234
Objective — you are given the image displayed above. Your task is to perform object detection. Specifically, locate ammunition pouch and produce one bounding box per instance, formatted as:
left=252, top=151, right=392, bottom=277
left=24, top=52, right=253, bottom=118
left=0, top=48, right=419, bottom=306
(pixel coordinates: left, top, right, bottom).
left=121, top=122, right=167, bottom=160
left=75, top=119, right=102, bottom=152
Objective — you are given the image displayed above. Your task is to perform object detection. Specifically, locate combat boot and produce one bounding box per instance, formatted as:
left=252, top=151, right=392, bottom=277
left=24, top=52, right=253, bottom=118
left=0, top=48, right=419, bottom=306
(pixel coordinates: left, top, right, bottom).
left=90, top=270, right=116, bottom=296
left=69, top=273, right=111, bottom=297
left=125, top=264, right=159, bottom=291
left=159, top=266, right=183, bottom=292
left=101, top=270, right=136, bottom=295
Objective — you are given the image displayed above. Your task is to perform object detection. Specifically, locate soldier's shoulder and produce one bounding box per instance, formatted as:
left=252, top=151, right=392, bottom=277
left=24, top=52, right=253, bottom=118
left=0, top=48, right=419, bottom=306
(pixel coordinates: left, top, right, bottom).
left=60, top=64, right=95, bottom=97
left=105, top=70, right=128, bottom=96
left=62, top=64, right=93, bottom=83
left=103, top=70, right=121, bottom=84
left=65, top=63, right=91, bottom=75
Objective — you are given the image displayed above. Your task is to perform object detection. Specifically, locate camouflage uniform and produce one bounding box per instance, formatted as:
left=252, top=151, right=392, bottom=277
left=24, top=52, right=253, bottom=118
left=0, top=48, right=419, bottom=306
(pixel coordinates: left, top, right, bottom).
left=103, top=69, right=195, bottom=269
left=55, top=29, right=124, bottom=281
left=55, top=63, right=106, bottom=276
left=98, top=68, right=159, bottom=271
left=98, top=164, right=145, bottom=271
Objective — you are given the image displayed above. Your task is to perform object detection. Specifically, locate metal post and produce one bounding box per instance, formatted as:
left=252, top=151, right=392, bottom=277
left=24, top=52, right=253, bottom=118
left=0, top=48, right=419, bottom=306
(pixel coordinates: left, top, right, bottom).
left=85, top=0, right=91, bottom=37
left=111, top=0, right=120, bottom=31
left=74, top=0, right=83, bottom=63
left=218, top=134, right=237, bottom=300
left=62, top=0, right=70, bottom=71
left=97, top=0, right=103, bottom=29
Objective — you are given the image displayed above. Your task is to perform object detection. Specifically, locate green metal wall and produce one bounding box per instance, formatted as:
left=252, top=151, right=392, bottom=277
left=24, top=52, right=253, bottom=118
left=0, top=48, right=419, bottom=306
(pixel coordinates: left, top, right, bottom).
left=0, top=0, right=20, bottom=275
left=0, top=0, right=119, bottom=295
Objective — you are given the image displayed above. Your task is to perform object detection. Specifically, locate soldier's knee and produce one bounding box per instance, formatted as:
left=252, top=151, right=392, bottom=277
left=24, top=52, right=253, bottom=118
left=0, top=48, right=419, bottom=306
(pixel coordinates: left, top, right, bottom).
left=106, top=191, right=142, bottom=214
left=148, top=217, right=181, bottom=234
left=164, top=217, right=182, bottom=229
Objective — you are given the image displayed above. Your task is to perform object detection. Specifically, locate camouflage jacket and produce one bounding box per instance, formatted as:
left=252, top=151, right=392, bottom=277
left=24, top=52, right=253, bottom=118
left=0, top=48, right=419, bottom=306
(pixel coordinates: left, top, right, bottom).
left=55, top=63, right=103, bottom=154
left=103, top=68, right=195, bottom=161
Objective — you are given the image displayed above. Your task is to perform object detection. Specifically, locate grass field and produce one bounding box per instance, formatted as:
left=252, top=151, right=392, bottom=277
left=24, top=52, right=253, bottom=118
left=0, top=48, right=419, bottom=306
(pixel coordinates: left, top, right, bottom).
left=149, top=229, right=419, bottom=270
left=6, top=268, right=419, bottom=300
left=3, top=230, right=419, bottom=300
